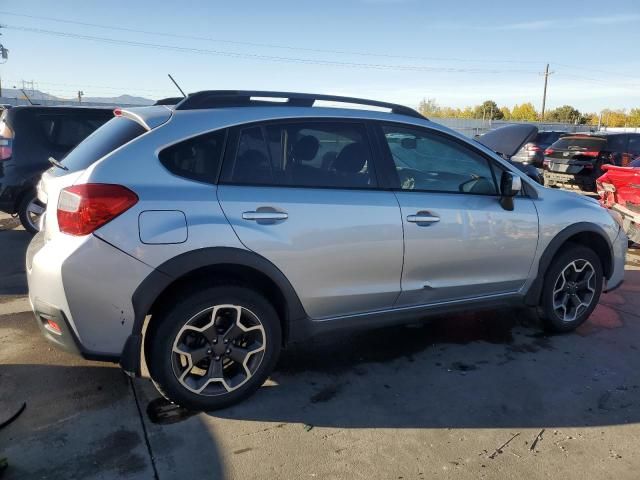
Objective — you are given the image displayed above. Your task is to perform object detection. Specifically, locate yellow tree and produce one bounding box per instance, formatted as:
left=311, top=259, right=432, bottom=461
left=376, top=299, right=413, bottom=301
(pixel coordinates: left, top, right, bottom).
left=627, top=108, right=640, bottom=127
left=510, top=103, right=539, bottom=121
left=601, top=109, right=628, bottom=127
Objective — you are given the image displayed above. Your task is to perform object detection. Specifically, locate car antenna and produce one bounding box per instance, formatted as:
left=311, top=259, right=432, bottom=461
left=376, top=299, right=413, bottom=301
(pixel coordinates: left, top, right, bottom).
left=168, top=74, right=186, bottom=98
left=20, top=88, right=35, bottom=105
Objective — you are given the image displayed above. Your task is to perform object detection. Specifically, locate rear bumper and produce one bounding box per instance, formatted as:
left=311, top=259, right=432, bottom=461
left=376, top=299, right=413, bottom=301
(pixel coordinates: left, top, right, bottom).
left=604, top=227, right=628, bottom=292
left=27, top=230, right=155, bottom=361
left=543, top=171, right=596, bottom=191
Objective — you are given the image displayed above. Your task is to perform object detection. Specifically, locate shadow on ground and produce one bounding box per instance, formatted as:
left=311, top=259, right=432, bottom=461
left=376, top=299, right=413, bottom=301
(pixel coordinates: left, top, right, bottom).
left=1, top=311, right=225, bottom=480
left=206, top=273, right=640, bottom=430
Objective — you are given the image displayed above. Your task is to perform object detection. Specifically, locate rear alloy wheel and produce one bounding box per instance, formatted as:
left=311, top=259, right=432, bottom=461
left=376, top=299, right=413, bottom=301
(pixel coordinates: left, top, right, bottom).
left=18, top=194, right=44, bottom=234
left=539, top=245, right=603, bottom=332
left=147, top=286, right=281, bottom=411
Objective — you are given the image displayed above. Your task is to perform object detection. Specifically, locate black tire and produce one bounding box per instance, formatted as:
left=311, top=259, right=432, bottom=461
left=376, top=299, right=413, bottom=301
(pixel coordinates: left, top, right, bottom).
left=539, top=244, right=603, bottom=333
left=17, top=192, right=41, bottom=234
left=146, top=285, right=281, bottom=411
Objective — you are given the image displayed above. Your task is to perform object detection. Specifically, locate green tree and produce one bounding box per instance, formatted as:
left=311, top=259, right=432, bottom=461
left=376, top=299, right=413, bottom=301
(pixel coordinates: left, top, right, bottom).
left=501, top=106, right=512, bottom=120
left=546, top=105, right=582, bottom=123
left=510, top=102, right=539, bottom=121
left=473, top=100, right=504, bottom=120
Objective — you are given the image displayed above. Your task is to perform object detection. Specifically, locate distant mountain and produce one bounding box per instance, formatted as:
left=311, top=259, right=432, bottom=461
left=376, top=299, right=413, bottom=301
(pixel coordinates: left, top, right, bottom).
left=0, top=88, right=155, bottom=106
left=83, top=94, right=154, bottom=106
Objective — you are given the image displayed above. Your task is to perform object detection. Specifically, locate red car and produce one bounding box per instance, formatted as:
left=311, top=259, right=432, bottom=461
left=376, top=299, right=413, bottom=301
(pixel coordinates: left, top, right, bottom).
left=597, top=158, right=640, bottom=244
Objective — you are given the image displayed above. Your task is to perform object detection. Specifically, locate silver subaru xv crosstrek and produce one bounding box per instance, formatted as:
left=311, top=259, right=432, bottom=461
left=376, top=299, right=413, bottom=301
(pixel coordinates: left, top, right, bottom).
left=27, top=91, right=627, bottom=410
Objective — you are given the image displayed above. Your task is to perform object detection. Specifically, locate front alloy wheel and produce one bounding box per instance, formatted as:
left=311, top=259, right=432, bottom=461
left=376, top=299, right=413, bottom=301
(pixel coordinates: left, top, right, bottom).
left=147, top=286, right=281, bottom=411
left=540, top=245, right=603, bottom=332
left=551, top=260, right=596, bottom=323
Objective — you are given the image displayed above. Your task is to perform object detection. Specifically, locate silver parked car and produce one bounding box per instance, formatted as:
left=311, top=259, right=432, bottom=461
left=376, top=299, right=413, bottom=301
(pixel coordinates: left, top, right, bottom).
left=27, top=91, right=627, bottom=410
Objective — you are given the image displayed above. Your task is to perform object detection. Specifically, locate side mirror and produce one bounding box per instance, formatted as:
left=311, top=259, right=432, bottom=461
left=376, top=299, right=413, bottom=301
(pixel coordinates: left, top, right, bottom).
left=499, top=172, right=522, bottom=211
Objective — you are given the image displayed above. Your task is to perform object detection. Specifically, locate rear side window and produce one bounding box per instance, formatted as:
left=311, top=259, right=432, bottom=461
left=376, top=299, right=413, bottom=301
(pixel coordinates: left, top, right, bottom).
left=628, top=135, right=640, bottom=155
left=222, top=121, right=376, bottom=189
left=606, top=135, right=628, bottom=152
left=37, top=114, right=110, bottom=152
left=550, top=137, right=606, bottom=151
left=56, top=117, right=146, bottom=175
left=159, top=130, right=226, bottom=184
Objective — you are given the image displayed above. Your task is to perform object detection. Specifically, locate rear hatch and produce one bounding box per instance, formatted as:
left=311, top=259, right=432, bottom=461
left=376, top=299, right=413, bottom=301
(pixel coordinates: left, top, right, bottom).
left=544, top=136, right=607, bottom=174
left=39, top=111, right=155, bottom=239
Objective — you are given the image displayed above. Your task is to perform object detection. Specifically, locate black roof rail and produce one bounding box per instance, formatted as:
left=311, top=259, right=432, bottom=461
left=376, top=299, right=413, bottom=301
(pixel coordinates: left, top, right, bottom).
left=174, top=90, right=426, bottom=120
left=153, top=96, right=184, bottom=106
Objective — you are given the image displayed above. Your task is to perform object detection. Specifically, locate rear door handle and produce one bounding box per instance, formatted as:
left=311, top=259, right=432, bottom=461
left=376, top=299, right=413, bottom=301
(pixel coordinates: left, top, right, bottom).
left=407, top=212, right=440, bottom=224
left=242, top=211, right=288, bottom=221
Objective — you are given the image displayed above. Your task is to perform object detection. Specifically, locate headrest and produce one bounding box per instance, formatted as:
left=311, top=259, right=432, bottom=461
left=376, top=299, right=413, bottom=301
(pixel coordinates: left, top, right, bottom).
left=292, top=135, right=320, bottom=162
left=334, top=142, right=367, bottom=173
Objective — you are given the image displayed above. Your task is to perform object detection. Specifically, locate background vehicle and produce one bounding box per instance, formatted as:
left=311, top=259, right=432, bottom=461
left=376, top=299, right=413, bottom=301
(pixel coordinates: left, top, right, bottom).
left=0, top=106, right=112, bottom=232
left=597, top=161, right=640, bottom=244
left=28, top=91, right=627, bottom=411
left=511, top=130, right=567, bottom=168
left=543, top=132, right=640, bottom=192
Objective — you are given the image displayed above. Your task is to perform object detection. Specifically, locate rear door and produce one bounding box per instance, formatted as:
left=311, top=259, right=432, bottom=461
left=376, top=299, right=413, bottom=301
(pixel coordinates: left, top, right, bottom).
left=376, top=123, right=539, bottom=306
left=217, top=119, right=404, bottom=320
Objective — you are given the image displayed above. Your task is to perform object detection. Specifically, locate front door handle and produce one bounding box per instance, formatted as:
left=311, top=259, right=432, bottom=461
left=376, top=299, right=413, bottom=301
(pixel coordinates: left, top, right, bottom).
left=407, top=211, right=440, bottom=224
left=242, top=211, right=288, bottom=221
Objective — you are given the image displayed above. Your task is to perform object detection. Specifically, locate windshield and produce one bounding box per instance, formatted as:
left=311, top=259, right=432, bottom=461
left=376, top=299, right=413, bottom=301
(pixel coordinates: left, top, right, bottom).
left=54, top=116, right=146, bottom=176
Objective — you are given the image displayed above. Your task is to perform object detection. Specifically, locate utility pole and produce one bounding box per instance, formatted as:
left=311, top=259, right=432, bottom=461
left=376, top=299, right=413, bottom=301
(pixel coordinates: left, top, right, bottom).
left=77, top=90, right=84, bottom=103
left=540, top=63, right=554, bottom=121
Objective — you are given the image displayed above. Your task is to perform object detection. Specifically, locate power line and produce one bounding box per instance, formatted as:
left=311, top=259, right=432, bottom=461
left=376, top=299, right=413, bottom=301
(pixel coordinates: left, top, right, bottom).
left=3, top=24, right=542, bottom=74
left=0, top=10, right=548, bottom=66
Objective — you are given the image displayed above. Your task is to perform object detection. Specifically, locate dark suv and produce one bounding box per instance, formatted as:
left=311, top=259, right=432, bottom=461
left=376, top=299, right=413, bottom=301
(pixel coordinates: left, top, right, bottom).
left=543, top=133, right=640, bottom=192
left=511, top=131, right=567, bottom=168
left=0, top=106, right=112, bottom=232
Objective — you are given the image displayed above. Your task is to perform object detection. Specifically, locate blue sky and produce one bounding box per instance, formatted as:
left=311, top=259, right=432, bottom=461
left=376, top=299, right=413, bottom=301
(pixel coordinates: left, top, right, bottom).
left=1, top=0, right=639, bottom=112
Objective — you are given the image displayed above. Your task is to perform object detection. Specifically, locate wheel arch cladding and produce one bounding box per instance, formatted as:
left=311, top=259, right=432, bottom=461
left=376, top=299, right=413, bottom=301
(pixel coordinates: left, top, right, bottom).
left=120, top=247, right=307, bottom=375
left=524, top=222, right=613, bottom=306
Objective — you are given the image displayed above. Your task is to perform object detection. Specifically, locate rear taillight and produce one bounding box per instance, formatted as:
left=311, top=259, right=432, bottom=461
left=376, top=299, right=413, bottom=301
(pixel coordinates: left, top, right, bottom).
left=0, top=138, right=12, bottom=161
left=580, top=151, right=600, bottom=158
left=544, top=148, right=554, bottom=156
left=57, top=184, right=138, bottom=236
left=525, top=144, right=541, bottom=152
left=0, top=120, right=14, bottom=161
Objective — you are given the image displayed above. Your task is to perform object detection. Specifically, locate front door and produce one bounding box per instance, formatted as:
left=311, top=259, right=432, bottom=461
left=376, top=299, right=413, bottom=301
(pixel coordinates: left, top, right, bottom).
left=217, top=120, right=404, bottom=319
left=377, top=123, right=539, bottom=307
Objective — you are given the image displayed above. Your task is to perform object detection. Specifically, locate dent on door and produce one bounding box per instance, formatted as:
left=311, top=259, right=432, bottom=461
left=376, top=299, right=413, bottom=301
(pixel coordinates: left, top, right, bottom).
left=395, top=192, right=539, bottom=306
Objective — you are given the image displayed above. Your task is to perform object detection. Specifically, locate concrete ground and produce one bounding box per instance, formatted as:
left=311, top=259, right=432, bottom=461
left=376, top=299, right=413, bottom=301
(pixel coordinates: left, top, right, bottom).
left=1, top=212, right=639, bottom=479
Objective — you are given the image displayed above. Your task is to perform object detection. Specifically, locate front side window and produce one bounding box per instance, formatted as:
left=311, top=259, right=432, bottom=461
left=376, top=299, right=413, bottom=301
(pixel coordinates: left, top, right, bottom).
left=223, top=121, right=376, bottom=189
left=382, top=125, right=498, bottom=195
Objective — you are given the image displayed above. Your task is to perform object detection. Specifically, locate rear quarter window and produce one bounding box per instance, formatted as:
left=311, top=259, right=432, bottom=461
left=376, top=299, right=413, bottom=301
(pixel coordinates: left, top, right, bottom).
left=158, top=129, right=227, bottom=184
left=55, top=116, right=146, bottom=175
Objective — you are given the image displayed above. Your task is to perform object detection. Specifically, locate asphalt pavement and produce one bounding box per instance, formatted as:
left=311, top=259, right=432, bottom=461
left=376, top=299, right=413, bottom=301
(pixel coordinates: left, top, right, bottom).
left=1, top=213, right=639, bottom=479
